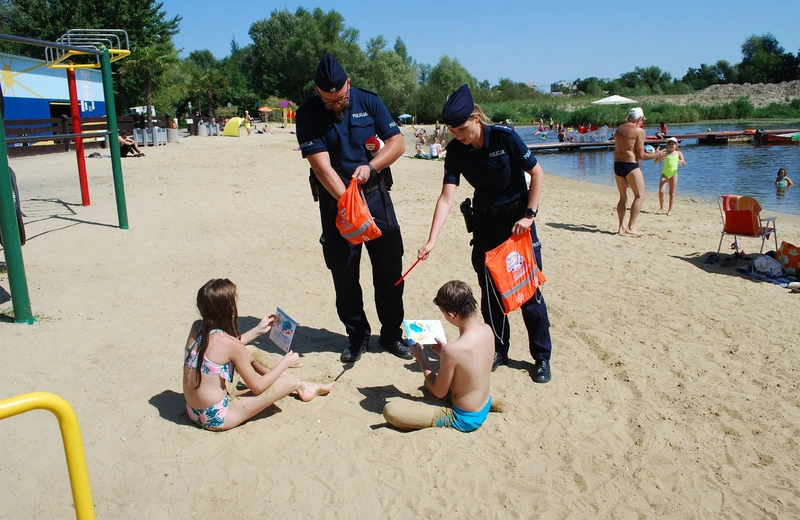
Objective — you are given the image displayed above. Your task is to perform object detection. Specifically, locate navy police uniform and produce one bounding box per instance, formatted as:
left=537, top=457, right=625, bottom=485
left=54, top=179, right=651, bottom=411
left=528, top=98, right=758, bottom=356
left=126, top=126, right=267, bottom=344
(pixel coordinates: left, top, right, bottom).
left=296, top=85, right=405, bottom=351
left=443, top=124, right=553, bottom=363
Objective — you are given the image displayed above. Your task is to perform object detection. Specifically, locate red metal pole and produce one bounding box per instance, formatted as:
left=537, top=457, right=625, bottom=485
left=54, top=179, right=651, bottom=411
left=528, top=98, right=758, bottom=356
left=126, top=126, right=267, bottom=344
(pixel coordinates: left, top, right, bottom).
left=67, top=67, right=90, bottom=206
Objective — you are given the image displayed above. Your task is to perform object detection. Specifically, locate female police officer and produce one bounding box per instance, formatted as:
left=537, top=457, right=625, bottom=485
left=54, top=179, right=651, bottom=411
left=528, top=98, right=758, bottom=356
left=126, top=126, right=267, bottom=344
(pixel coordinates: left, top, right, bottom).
left=417, top=84, right=553, bottom=383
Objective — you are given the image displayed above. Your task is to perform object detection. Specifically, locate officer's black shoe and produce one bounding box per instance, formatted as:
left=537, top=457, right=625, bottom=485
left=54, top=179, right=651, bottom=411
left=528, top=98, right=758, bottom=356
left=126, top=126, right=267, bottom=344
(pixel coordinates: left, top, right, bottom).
left=380, top=338, right=413, bottom=360
left=491, top=353, right=508, bottom=372
left=341, top=341, right=368, bottom=363
left=532, top=360, right=551, bottom=384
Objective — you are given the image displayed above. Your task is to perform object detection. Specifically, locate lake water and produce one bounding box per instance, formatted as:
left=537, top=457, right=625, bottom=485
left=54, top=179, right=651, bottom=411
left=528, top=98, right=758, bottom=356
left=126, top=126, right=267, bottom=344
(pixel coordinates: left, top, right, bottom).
left=516, top=123, right=800, bottom=215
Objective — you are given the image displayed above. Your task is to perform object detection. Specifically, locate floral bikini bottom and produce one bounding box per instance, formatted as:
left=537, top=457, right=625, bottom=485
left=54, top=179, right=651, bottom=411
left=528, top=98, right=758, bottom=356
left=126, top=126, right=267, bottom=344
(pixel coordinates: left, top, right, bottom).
left=186, top=394, right=230, bottom=430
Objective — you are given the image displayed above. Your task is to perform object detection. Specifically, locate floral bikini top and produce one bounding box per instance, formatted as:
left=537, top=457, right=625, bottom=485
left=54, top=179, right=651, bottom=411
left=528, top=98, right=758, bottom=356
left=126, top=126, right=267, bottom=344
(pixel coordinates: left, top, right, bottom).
left=184, top=328, right=234, bottom=382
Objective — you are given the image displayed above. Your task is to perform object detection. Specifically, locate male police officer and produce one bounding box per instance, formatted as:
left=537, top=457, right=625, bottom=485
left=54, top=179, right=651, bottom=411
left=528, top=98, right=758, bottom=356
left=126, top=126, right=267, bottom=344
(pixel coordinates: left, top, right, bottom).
left=296, top=54, right=411, bottom=363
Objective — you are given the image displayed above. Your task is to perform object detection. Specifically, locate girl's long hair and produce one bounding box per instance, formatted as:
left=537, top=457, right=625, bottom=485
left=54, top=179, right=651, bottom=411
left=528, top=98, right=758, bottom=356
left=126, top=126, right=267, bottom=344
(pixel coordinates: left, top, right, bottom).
left=192, top=278, right=240, bottom=388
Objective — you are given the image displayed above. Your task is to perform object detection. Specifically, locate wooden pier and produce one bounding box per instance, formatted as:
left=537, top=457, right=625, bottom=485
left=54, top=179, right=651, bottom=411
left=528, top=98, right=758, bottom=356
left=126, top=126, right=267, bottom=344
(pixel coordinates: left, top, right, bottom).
left=526, top=128, right=800, bottom=152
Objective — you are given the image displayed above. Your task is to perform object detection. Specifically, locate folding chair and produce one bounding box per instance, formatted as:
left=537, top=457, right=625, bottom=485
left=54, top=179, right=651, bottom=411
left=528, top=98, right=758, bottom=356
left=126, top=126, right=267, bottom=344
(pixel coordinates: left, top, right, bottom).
left=717, top=195, right=777, bottom=255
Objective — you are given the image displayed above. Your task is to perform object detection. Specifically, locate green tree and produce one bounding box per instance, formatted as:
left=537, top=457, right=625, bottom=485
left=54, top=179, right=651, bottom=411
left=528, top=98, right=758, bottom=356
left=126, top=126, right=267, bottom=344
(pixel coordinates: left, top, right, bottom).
left=393, top=37, right=411, bottom=66
left=715, top=60, right=738, bottom=83
left=417, top=63, right=432, bottom=84
left=360, top=39, right=417, bottom=117
left=280, top=8, right=364, bottom=102
left=185, top=50, right=228, bottom=117
left=0, top=0, right=180, bottom=109
left=220, top=39, right=257, bottom=114
left=120, top=41, right=179, bottom=129
left=247, top=9, right=299, bottom=97
left=413, top=55, right=476, bottom=122
left=575, top=77, right=606, bottom=96
left=737, top=33, right=798, bottom=83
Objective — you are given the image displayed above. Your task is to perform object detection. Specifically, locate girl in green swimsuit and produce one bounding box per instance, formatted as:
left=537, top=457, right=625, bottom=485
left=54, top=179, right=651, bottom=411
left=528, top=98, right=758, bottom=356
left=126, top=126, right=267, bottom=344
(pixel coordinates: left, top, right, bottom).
left=654, top=137, right=686, bottom=216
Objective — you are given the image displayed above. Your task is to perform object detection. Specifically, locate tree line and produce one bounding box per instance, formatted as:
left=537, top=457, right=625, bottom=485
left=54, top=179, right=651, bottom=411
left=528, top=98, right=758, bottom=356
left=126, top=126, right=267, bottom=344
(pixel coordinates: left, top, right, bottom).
left=1, top=2, right=798, bottom=124
left=572, top=33, right=800, bottom=96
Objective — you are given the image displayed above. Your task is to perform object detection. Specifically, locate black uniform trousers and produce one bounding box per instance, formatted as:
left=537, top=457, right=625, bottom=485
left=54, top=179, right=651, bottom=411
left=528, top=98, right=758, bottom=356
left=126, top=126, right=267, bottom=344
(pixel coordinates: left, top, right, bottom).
left=318, top=189, right=405, bottom=347
left=470, top=213, right=552, bottom=361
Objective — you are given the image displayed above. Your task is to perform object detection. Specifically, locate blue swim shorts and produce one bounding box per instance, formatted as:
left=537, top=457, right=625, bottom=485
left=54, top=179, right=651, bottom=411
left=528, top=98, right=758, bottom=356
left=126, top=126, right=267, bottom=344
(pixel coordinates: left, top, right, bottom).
left=434, top=396, right=492, bottom=432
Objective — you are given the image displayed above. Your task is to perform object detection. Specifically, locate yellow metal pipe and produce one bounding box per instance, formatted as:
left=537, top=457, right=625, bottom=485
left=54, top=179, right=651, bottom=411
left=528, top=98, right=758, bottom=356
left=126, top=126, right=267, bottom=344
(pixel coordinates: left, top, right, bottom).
left=0, top=392, right=96, bottom=520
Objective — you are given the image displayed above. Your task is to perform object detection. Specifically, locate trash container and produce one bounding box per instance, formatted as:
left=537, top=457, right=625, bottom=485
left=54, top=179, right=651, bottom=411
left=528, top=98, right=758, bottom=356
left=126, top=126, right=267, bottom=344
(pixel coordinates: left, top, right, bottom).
left=197, top=123, right=208, bottom=137
left=167, top=128, right=179, bottom=143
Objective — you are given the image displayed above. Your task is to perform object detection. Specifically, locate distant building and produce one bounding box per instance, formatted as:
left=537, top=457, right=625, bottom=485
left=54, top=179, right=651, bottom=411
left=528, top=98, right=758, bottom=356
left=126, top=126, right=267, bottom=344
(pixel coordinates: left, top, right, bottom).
left=1, top=52, right=105, bottom=120
left=525, top=81, right=537, bottom=91
left=550, top=80, right=576, bottom=94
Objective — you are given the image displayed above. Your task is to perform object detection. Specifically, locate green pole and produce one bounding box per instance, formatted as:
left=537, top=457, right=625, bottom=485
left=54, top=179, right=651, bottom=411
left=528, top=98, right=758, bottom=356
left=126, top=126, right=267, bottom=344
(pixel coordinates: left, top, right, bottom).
left=99, top=47, right=128, bottom=229
left=0, top=109, right=34, bottom=324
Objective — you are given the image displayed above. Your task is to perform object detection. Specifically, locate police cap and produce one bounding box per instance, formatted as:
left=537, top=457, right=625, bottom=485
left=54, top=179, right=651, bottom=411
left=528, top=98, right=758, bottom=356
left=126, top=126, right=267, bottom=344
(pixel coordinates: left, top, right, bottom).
left=314, top=54, right=347, bottom=93
left=441, top=84, right=474, bottom=127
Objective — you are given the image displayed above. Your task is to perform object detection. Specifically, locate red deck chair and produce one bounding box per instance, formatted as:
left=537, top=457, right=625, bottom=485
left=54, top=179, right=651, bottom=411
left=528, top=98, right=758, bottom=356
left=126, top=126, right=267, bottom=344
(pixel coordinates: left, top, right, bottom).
left=717, top=195, right=778, bottom=254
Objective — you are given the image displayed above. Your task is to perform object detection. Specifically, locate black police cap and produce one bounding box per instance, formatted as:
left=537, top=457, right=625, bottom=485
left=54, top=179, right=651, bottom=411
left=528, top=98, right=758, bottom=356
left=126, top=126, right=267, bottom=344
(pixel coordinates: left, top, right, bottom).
left=314, top=54, right=347, bottom=93
left=441, top=84, right=474, bottom=128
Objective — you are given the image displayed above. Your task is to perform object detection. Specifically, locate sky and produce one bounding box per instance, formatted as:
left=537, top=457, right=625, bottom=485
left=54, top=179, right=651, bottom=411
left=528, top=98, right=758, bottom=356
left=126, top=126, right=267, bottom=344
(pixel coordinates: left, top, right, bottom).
left=165, top=0, right=800, bottom=89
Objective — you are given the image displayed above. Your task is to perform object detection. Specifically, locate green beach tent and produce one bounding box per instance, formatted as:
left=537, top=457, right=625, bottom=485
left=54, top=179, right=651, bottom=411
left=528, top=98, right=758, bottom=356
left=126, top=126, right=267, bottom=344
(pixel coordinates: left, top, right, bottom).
left=222, top=117, right=243, bottom=137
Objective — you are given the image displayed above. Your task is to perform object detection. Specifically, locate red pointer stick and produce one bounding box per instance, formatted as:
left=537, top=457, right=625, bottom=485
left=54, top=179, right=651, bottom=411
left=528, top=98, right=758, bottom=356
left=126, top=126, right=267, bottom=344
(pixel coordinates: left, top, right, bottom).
left=394, top=257, right=422, bottom=286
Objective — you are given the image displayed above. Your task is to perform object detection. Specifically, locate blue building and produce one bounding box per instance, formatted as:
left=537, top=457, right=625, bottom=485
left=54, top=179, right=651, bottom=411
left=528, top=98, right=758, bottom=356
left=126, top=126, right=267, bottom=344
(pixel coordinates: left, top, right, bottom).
left=1, top=52, right=106, bottom=121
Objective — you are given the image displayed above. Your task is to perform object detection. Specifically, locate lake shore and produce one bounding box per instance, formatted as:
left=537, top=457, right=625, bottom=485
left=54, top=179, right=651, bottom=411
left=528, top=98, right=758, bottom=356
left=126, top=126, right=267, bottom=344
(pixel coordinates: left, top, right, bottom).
left=1, top=127, right=798, bottom=518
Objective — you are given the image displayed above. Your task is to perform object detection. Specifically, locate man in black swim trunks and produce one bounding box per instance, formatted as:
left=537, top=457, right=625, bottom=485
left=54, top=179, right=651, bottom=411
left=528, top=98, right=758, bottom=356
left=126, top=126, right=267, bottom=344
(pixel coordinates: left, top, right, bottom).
left=613, top=107, right=664, bottom=235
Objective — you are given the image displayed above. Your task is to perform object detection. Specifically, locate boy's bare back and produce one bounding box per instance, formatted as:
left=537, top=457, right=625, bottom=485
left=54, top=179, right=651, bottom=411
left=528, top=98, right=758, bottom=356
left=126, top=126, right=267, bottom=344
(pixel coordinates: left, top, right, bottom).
left=442, top=319, right=494, bottom=412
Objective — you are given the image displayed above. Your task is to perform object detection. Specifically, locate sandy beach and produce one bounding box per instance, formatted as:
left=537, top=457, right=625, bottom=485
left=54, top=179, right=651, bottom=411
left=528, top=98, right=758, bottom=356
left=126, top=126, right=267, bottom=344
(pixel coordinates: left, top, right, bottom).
left=1, top=125, right=798, bottom=519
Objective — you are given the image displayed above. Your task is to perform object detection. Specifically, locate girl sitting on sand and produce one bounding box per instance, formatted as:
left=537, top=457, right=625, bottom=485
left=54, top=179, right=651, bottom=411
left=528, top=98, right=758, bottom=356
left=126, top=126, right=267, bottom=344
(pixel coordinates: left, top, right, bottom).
left=183, top=278, right=333, bottom=431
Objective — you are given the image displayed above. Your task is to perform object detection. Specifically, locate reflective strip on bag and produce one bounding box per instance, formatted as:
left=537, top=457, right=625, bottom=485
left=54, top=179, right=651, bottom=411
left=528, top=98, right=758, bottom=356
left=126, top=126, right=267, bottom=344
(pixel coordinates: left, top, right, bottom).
left=341, top=220, right=372, bottom=241
left=501, top=270, right=536, bottom=300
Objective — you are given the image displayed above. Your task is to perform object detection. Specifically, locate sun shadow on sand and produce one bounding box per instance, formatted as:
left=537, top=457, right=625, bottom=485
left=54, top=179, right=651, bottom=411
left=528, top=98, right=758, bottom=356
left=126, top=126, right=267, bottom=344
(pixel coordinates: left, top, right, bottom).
left=672, top=252, right=758, bottom=279
left=545, top=222, right=617, bottom=235
left=149, top=389, right=194, bottom=427
left=506, top=359, right=538, bottom=379
left=358, top=384, right=450, bottom=430
left=239, top=316, right=346, bottom=355
left=356, top=384, right=432, bottom=415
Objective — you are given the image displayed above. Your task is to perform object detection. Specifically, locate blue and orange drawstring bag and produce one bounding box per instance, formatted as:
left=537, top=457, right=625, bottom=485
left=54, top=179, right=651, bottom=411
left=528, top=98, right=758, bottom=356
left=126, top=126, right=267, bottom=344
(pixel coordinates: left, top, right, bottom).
left=336, top=180, right=382, bottom=245
left=484, top=230, right=546, bottom=315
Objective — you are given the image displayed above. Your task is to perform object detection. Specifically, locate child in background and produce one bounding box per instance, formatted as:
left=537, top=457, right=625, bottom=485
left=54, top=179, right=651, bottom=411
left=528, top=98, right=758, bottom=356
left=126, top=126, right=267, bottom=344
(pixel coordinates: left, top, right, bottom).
left=654, top=137, right=687, bottom=216
left=776, top=168, right=793, bottom=187
left=382, top=281, right=496, bottom=432
left=183, top=278, right=333, bottom=431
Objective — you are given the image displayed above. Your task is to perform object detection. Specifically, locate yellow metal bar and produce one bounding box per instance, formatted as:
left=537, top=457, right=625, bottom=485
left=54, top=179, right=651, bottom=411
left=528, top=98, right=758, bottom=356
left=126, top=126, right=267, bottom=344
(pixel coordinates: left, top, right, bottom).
left=0, top=392, right=96, bottom=520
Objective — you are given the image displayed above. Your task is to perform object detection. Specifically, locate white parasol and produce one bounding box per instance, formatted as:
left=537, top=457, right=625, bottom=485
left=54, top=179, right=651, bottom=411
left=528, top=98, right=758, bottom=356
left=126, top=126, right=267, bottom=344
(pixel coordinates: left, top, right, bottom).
left=591, top=95, right=638, bottom=125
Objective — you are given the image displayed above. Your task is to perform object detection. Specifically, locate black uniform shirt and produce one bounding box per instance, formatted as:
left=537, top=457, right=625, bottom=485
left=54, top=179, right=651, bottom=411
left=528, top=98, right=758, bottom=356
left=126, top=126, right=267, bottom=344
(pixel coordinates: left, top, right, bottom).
left=296, top=87, right=400, bottom=184
left=443, top=124, right=537, bottom=207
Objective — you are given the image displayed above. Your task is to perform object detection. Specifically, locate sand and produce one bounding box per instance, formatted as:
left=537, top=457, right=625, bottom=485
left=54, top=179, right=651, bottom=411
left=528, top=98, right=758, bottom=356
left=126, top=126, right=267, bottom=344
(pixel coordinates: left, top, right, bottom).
left=1, top=126, right=799, bottom=519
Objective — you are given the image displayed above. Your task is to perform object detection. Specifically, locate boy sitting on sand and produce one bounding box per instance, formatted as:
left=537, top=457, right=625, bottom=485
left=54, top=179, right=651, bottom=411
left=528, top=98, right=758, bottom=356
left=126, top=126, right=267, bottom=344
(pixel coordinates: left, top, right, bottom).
left=383, top=280, right=496, bottom=432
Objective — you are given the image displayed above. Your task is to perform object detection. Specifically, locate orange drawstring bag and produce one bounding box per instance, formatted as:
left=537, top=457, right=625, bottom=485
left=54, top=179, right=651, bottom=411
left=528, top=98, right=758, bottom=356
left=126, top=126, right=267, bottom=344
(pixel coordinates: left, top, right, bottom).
left=336, top=180, right=382, bottom=244
left=484, top=230, right=546, bottom=314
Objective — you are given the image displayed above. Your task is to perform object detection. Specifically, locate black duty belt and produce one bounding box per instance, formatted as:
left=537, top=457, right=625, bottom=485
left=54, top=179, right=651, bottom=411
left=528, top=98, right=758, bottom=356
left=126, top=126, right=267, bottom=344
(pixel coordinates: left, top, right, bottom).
left=363, top=180, right=386, bottom=195
left=472, top=200, right=521, bottom=216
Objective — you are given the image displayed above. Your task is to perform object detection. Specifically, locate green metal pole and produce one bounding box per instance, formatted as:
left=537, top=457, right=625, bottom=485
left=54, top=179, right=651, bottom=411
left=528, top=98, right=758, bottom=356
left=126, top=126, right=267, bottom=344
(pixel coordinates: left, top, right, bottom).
left=0, top=109, right=34, bottom=324
left=99, top=47, right=128, bottom=229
